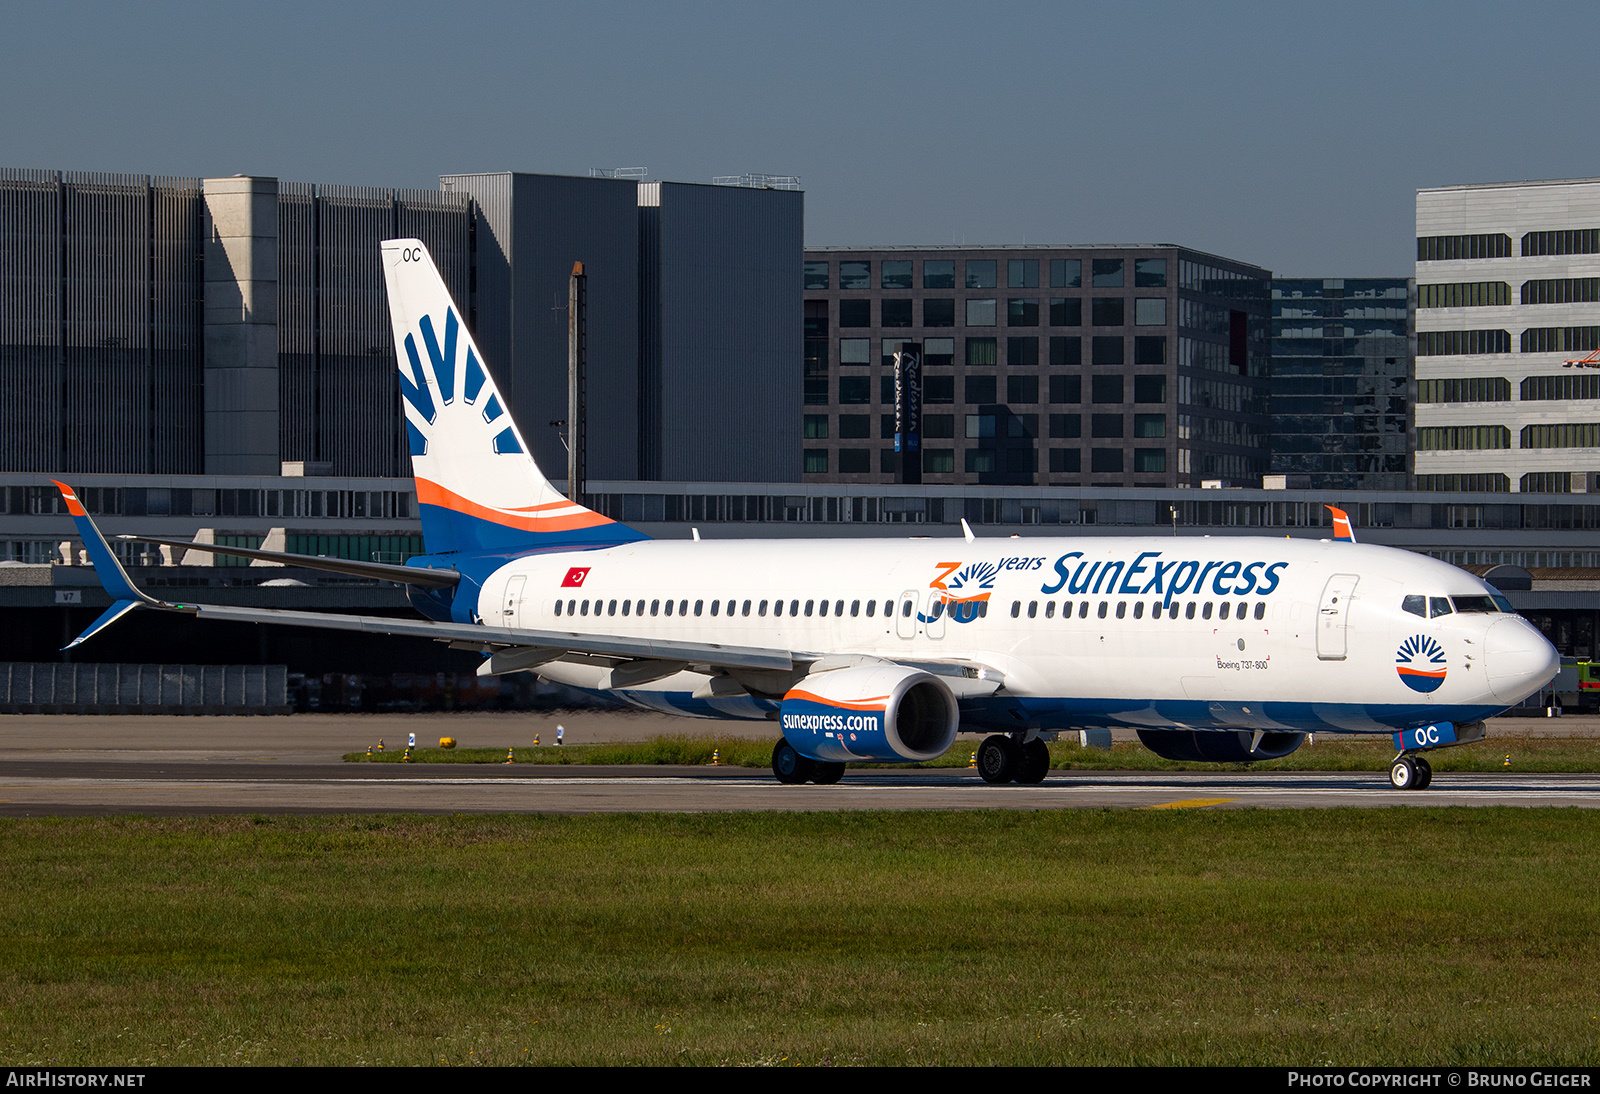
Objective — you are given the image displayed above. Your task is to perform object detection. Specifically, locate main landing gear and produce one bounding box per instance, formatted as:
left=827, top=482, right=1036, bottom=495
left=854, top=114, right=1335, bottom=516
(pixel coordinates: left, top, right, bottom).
left=771, top=740, right=845, bottom=785
left=1389, top=753, right=1433, bottom=790
left=976, top=734, right=1050, bottom=786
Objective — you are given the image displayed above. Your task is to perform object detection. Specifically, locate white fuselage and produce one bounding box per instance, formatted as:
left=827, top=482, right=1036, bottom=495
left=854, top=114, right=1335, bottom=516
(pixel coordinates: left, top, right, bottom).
left=470, top=534, right=1559, bottom=734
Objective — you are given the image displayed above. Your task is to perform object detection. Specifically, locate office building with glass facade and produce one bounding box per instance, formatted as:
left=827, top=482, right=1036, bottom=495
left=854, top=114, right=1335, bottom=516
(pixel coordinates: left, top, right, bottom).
left=800, top=245, right=1271, bottom=488
left=1269, top=278, right=1414, bottom=491
left=1416, top=177, right=1600, bottom=493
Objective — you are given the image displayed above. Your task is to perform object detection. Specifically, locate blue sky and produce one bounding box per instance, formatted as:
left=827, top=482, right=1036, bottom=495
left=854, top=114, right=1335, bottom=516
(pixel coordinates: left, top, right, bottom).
left=4, top=0, right=1598, bottom=274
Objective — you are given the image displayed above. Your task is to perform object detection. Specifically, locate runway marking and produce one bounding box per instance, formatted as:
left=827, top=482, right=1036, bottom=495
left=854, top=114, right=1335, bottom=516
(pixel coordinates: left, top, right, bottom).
left=1143, top=798, right=1238, bottom=809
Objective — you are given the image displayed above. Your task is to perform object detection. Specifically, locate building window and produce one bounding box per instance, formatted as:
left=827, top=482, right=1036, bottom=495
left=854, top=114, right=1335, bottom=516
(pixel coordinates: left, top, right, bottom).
left=1416, top=234, right=1511, bottom=261
left=1134, top=413, right=1166, bottom=438
left=881, top=260, right=913, bottom=289
left=880, top=413, right=895, bottom=438
left=1419, top=281, right=1511, bottom=308
left=1419, top=377, right=1511, bottom=402
left=965, top=449, right=997, bottom=473
left=966, top=338, right=997, bottom=366
left=1009, top=259, right=1039, bottom=288
left=1134, top=258, right=1167, bottom=287
left=839, top=377, right=870, bottom=403
left=925, top=376, right=955, bottom=403
left=924, top=260, right=956, bottom=289
left=1134, top=448, right=1166, bottom=473
left=965, top=376, right=997, bottom=403
left=1521, top=278, right=1600, bottom=305
left=965, top=260, right=997, bottom=289
left=1049, top=447, right=1081, bottom=472
left=1008, top=298, right=1040, bottom=326
left=838, top=449, right=871, bottom=473
left=1005, top=448, right=1036, bottom=474
left=1007, top=375, right=1039, bottom=403
left=966, top=299, right=997, bottom=326
left=1522, top=229, right=1600, bottom=257
left=838, top=414, right=870, bottom=439
left=881, top=299, right=912, bottom=327
left=1049, top=336, right=1081, bottom=366
left=840, top=260, right=871, bottom=289
left=1091, top=298, right=1125, bottom=326
left=923, top=413, right=955, bottom=438
left=1091, top=336, right=1125, bottom=366
left=803, top=415, right=828, bottom=439
left=804, top=261, right=829, bottom=290
left=840, top=338, right=870, bottom=365
left=924, top=449, right=955, bottom=473
left=1521, top=374, right=1599, bottom=401
left=1092, top=259, right=1124, bottom=288
left=1090, top=448, right=1124, bottom=473
left=1521, top=327, right=1600, bottom=354
left=1049, top=413, right=1082, bottom=438
left=1006, top=337, right=1038, bottom=367
left=1521, top=472, right=1572, bottom=493
left=839, top=299, right=870, bottom=327
left=880, top=375, right=897, bottom=404
left=1415, top=425, right=1510, bottom=450
left=966, top=414, right=997, bottom=438
left=1134, top=298, right=1167, bottom=325
left=1049, top=298, right=1082, bottom=327
left=1050, top=258, right=1082, bottom=288
left=1133, top=336, right=1167, bottom=365
left=1091, top=413, right=1124, bottom=439
left=804, top=449, right=828, bottom=473
left=1050, top=374, right=1082, bottom=403
left=923, top=298, right=955, bottom=327
left=1091, top=375, right=1124, bottom=403
left=925, top=338, right=954, bottom=366
left=880, top=448, right=898, bottom=474
left=1521, top=423, right=1600, bottom=448
left=1133, top=375, right=1167, bottom=403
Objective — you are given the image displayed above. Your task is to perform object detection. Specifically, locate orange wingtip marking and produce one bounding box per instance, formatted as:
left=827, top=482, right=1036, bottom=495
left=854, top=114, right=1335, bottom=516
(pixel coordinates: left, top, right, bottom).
left=782, top=689, right=890, bottom=711
left=50, top=480, right=86, bottom=517
left=414, top=479, right=613, bottom=532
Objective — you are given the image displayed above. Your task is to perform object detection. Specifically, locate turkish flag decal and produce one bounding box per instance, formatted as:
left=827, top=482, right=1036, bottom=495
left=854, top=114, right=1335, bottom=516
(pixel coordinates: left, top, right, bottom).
left=561, top=567, right=590, bottom=587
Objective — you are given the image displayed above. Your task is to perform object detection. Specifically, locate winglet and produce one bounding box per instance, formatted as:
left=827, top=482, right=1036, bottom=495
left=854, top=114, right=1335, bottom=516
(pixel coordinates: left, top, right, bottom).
left=960, top=518, right=976, bottom=544
left=51, top=482, right=160, bottom=648
left=1326, top=505, right=1356, bottom=543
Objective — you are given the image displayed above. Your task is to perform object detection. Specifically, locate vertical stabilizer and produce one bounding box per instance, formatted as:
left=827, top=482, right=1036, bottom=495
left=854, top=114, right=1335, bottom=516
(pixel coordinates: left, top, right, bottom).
left=380, top=240, right=644, bottom=555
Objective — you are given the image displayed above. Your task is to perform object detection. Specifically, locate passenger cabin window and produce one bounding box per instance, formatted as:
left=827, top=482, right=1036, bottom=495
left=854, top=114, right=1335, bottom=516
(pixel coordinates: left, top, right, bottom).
left=742, top=600, right=752, bottom=616
left=759, top=600, right=768, bottom=616
left=805, top=600, right=815, bottom=617
left=866, top=600, right=876, bottom=617
left=554, top=600, right=563, bottom=616
left=1012, top=601, right=1021, bottom=618
left=1429, top=597, right=1453, bottom=618
left=1045, top=601, right=1055, bottom=619
left=621, top=600, right=630, bottom=616
left=609, top=600, right=617, bottom=615
left=694, top=600, right=703, bottom=616
left=851, top=600, right=861, bottom=616
left=1186, top=603, right=1196, bottom=620
left=1132, top=602, right=1144, bottom=619
left=1028, top=601, right=1038, bottom=618
left=1201, top=603, right=1212, bottom=620
left=774, top=600, right=784, bottom=617
left=1097, top=601, right=1108, bottom=619
left=1219, top=602, right=1230, bottom=620
left=679, top=599, right=688, bottom=615
left=1079, top=601, right=1089, bottom=618
left=1254, top=603, right=1266, bottom=620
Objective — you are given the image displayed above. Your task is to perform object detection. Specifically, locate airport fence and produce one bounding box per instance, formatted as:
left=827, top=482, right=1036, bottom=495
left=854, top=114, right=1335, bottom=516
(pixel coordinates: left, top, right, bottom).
left=0, top=662, right=290, bottom=715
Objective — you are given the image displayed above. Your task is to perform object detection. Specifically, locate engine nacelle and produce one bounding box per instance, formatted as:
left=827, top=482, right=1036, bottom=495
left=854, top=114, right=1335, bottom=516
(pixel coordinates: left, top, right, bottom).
left=1136, top=728, right=1306, bottom=763
left=780, top=664, right=959, bottom=764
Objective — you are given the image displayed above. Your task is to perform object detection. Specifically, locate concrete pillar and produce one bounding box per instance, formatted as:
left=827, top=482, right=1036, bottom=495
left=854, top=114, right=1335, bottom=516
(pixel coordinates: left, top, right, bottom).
left=202, top=176, right=279, bottom=474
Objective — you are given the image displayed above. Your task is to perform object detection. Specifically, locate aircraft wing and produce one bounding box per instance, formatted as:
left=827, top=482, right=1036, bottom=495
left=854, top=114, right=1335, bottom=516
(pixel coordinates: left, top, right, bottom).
left=115, top=535, right=460, bottom=588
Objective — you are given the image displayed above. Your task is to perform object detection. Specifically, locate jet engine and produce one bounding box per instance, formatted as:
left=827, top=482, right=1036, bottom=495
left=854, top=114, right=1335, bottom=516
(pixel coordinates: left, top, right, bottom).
left=1136, top=728, right=1306, bottom=763
left=779, top=664, right=959, bottom=764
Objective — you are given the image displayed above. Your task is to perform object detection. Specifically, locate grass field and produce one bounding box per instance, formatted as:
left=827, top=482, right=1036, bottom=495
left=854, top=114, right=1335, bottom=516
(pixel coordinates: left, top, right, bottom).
left=346, top=733, right=1600, bottom=774
left=2, top=810, right=1598, bottom=1066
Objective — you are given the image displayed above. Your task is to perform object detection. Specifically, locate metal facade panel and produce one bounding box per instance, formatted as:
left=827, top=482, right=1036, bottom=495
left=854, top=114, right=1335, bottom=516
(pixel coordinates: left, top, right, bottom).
left=150, top=178, right=204, bottom=473
left=0, top=169, right=63, bottom=470
left=656, top=183, right=802, bottom=482
left=277, top=181, right=317, bottom=465
left=440, top=173, right=513, bottom=402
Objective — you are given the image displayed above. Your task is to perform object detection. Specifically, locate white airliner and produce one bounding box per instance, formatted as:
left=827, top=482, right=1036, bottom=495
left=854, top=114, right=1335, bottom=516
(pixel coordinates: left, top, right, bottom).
left=54, top=239, right=1561, bottom=791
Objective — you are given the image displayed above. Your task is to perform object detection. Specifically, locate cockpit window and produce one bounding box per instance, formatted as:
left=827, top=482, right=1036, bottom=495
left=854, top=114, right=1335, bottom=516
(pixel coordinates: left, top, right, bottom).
left=1491, top=594, right=1514, bottom=613
left=1451, top=596, right=1499, bottom=613
left=1429, top=597, right=1454, bottom=618
left=1402, top=595, right=1426, bottom=618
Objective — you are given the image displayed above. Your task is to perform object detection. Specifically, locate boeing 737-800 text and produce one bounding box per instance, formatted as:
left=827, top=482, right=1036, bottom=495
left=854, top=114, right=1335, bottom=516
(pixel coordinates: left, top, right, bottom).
left=53, top=240, right=1560, bottom=790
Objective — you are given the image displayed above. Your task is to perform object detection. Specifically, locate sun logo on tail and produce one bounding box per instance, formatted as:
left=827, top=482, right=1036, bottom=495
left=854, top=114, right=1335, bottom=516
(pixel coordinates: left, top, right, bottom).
left=1395, top=634, right=1447, bottom=693
left=399, top=306, right=521, bottom=459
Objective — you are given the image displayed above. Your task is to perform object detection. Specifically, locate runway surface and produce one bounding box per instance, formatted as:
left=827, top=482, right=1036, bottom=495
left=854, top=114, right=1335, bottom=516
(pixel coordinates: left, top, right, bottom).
left=0, top=711, right=1595, bottom=814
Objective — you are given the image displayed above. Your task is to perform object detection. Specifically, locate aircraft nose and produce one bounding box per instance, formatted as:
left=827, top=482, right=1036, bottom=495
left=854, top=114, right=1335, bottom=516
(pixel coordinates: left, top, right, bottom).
left=1483, top=616, right=1560, bottom=704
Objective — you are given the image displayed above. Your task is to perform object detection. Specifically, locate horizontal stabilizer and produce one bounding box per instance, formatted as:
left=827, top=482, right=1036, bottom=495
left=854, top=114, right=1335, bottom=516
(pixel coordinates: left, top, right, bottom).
left=115, top=535, right=460, bottom=588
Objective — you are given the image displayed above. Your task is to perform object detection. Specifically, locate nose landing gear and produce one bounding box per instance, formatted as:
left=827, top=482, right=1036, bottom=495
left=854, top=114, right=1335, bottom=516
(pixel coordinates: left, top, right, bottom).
left=1389, top=753, right=1433, bottom=790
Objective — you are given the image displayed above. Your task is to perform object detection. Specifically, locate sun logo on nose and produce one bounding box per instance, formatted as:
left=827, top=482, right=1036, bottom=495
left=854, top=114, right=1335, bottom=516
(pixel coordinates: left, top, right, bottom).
left=1396, top=634, right=1447, bottom=693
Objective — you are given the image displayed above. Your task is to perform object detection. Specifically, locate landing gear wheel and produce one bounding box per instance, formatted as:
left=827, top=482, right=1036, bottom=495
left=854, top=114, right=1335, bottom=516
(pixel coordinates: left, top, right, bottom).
left=1413, top=756, right=1433, bottom=790
left=1014, top=738, right=1051, bottom=785
left=772, top=740, right=815, bottom=785
left=811, top=761, right=846, bottom=785
left=1389, top=755, right=1417, bottom=790
left=977, top=735, right=1019, bottom=785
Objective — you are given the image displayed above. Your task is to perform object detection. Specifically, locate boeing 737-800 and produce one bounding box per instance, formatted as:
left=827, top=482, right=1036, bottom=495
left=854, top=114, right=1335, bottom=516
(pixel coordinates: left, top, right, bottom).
left=53, top=240, right=1560, bottom=790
